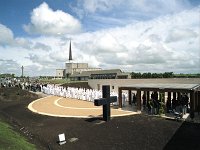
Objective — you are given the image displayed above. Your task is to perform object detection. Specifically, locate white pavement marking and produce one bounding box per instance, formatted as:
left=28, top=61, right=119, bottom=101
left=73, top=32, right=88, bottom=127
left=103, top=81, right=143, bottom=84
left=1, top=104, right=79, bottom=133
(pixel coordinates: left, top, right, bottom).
left=54, top=98, right=101, bottom=110
left=28, top=95, right=52, bottom=113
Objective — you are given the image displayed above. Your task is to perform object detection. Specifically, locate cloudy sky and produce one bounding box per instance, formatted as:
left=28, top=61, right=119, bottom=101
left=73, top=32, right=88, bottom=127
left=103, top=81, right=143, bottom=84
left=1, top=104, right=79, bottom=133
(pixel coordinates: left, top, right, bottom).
left=0, top=0, right=199, bottom=76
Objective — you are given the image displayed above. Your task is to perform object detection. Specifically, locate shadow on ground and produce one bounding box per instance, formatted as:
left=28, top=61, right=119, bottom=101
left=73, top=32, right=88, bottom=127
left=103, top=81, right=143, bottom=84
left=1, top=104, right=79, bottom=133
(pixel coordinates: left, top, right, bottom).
left=164, top=121, right=200, bottom=150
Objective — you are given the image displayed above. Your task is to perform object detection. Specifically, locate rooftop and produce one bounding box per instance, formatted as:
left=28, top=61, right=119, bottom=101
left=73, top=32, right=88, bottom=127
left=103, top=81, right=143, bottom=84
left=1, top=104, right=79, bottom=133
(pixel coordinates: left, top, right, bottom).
left=70, top=69, right=123, bottom=77
left=119, top=83, right=200, bottom=92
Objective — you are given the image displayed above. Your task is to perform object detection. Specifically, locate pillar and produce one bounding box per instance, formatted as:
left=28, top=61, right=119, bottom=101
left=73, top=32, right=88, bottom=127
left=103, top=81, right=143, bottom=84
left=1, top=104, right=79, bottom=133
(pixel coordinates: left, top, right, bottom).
left=143, top=91, right=147, bottom=98
left=165, top=92, right=172, bottom=112
left=118, top=88, right=122, bottom=108
left=198, top=91, right=200, bottom=113
left=195, top=91, right=198, bottom=111
left=173, top=92, right=176, bottom=99
left=159, top=91, right=165, bottom=103
left=177, top=92, right=181, bottom=99
left=190, top=91, right=195, bottom=111
left=136, top=90, right=141, bottom=111
left=163, top=92, right=165, bottom=103
left=168, top=92, right=171, bottom=101
left=147, top=91, right=150, bottom=102
left=128, top=90, right=132, bottom=105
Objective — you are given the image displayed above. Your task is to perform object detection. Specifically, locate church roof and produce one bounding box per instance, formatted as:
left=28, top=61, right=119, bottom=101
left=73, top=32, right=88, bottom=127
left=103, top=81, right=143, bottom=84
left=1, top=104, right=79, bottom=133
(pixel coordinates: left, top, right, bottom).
left=119, top=83, right=200, bottom=93
left=70, top=69, right=120, bottom=77
left=90, top=69, right=122, bottom=75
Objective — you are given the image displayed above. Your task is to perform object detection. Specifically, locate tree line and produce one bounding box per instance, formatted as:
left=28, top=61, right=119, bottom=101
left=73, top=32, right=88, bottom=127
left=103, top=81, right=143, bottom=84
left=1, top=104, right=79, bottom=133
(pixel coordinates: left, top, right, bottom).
left=130, top=72, right=200, bottom=79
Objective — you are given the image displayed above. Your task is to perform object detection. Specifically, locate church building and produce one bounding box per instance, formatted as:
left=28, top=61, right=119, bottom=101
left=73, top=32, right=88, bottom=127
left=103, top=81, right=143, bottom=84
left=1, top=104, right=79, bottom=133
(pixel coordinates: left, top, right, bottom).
left=56, top=41, right=130, bottom=80
left=56, top=41, right=101, bottom=78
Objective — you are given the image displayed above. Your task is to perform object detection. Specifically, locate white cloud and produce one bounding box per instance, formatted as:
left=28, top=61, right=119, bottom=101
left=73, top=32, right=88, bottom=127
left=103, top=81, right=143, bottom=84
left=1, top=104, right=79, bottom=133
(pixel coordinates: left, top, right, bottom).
left=166, top=28, right=198, bottom=43
left=15, top=37, right=33, bottom=49
left=92, top=32, right=126, bottom=53
left=26, top=53, right=54, bottom=65
left=0, top=59, right=21, bottom=75
left=24, top=2, right=82, bottom=36
left=79, top=0, right=190, bottom=14
left=68, top=6, right=200, bottom=73
left=49, top=50, right=68, bottom=62
left=33, top=42, right=51, bottom=51
left=81, top=0, right=121, bottom=13
left=1, top=2, right=199, bottom=76
left=72, top=0, right=192, bottom=31
left=24, top=64, right=55, bottom=76
left=0, top=24, right=14, bottom=45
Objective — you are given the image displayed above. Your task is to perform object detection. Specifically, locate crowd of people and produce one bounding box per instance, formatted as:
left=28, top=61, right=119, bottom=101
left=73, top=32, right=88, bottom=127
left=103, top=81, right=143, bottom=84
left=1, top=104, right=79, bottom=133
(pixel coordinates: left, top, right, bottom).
left=132, top=91, right=190, bottom=115
left=41, top=84, right=120, bottom=104
left=40, top=84, right=190, bottom=115
left=0, top=77, right=41, bottom=92
left=124, top=90, right=190, bottom=116
left=1, top=77, right=190, bottom=115
left=0, top=78, right=21, bottom=88
left=167, top=93, right=189, bottom=115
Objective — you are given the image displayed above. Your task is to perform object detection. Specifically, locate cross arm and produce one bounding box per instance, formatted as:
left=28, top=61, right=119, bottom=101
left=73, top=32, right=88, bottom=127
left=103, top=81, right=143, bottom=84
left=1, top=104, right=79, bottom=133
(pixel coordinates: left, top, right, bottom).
left=94, top=98, right=107, bottom=106
left=94, top=96, right=117, bottom=106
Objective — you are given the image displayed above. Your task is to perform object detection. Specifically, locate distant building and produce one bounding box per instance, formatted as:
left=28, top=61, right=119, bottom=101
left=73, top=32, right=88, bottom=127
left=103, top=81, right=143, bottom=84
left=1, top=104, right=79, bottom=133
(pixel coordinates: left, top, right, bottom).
left=56, top=41, right=101, bottom=78
left=56, top=69, right=65, bottom=78
left=70, top=69, right=131, bottom=81
left=65, top=62, right=101, bottom=78
left=56, top=41, right=131, bottom=80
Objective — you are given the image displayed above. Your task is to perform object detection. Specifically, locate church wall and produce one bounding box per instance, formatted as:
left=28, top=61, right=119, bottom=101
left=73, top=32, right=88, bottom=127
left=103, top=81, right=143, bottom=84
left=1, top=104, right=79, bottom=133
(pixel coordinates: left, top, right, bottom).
left=65, top=63, right=73, bottom=74
left=77, top=63, right=88, bottom=68
left=56, top=69, right=65, bottom=77
left=65, top=63, right=89, bottom=75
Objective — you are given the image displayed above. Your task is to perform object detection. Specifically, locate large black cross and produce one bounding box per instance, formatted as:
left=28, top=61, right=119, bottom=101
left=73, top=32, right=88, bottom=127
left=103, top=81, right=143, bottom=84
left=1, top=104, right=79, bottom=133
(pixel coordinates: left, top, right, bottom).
left=94, top=85, right=117, bottom=121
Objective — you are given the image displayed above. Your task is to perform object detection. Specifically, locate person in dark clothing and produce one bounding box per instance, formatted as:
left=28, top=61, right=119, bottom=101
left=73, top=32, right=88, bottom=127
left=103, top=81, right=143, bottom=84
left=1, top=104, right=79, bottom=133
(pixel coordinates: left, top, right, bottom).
left=172, top=98, right=177, bottom=110
left=180, top=94, right=185, bottom=113
left=154, top=91, right=158, bottom=101
left=147, top=99, right=151, bottom=114
left=176, top=95, right=181, bottom=112
left=132, top=93, right=137, bottom=106
left=166, top=98, right=171, bottom=113
left=148, top=99, right=154, bottom=115
left=153, top=99, right=158, bottom=115
left=183, top=94, right=189, bottom=114
left=142, top=93, right=147, bottom=110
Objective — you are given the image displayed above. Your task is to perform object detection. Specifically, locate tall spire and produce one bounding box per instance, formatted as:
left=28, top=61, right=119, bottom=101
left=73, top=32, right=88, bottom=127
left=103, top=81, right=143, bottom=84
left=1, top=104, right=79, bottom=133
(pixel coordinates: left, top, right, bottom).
left=21, top=66, right=24, bottom=77
left=69, top=40, right=72, bottom=62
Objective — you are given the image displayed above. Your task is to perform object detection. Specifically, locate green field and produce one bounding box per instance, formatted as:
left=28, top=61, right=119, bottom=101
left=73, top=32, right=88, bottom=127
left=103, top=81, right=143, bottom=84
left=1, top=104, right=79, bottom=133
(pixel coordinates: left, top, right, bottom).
left=39, top=78, right=69, bottom=84
left=0, top=120, right=36, bottom=150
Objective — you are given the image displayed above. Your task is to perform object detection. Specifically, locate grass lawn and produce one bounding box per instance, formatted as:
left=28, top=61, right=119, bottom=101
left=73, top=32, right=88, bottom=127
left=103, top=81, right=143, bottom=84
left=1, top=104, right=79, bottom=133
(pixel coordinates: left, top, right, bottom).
left=39, top=78, right=69, bottom=84
left=0, top=120, right=36, bottom=150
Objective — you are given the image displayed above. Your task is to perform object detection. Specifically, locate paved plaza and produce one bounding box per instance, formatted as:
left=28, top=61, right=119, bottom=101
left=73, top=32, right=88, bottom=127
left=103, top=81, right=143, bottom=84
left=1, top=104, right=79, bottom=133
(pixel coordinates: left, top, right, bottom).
left=28, top=95, right=138, bottom=118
